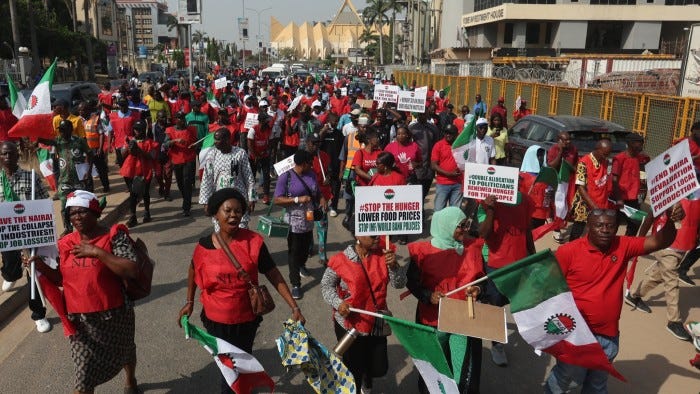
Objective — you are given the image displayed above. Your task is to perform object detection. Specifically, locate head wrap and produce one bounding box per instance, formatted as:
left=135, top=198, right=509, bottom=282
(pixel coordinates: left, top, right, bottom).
left=206, top=188, right=247, bottom=216
left=65, top=190, right=104, bottom=215
left=430, top=207, right=467, bottom=255
left=520, top=145, right=544, bottom=173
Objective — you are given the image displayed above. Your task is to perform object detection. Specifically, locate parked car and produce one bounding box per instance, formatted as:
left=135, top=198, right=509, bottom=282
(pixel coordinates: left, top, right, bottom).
left=137, top=71, right=163, bottom=84
left=505, top=115, right=630, bottom=167
left=505, top=114, right=649, bottom=202
left=21, top=81, right=101, bottom=112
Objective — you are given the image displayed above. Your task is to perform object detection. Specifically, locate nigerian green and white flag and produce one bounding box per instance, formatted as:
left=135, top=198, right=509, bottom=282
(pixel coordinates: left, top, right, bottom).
left=489, top=250, right=625, bottom=381
left=554, top=160, right=575, bottom=219
left=384, top=315, right=461, bottom=394
left=620, top=204, right=648, bottom=222
left=6, top=73, right=26, bottom=118
left=451, top=114, right=477, bottom=169
left=198, top=132, right=216, bottom=171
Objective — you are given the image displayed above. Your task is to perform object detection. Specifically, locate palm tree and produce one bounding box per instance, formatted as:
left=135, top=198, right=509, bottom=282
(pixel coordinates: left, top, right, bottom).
left=362, top=0, right=391, bottom=65
left=165, top=14, right=180, bottom=48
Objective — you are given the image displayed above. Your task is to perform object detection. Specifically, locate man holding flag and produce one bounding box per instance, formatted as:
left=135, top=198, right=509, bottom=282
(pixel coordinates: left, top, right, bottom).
left=546, top=203, right=683, bottom=393
left=547, top=131, right=578, bottom=243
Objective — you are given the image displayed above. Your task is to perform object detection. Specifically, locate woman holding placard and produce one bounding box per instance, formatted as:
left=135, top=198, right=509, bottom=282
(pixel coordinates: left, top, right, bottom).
left=352, top=128, right=382, bottom=187
left=406, top=206, right=486, bottom=394
left=321, top=232, right=406, bottom=393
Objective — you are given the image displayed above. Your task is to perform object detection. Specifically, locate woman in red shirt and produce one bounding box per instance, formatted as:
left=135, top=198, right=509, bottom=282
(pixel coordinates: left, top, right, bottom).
left=370, top=152, right=406, bottom=186
left=120, top=120, right=159, bottom=227
left=407, top=207, right=485, bottom=393
left=179, top=188, right=305, bottom=393
left=33, top=191, right=141, bottom=393
left=352, top=128, right=382, bottom=187
left=384, top=126, right=422, bottom=183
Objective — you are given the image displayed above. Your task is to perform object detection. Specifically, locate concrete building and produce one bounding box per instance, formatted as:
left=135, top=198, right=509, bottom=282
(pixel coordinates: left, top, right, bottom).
left=76, top=0, right=120, bottom=48
left=115, top=0, right=177, bottom=63
left=269, top=0, right=387, bottom=64
left=459, top=1, right=700, bottom=55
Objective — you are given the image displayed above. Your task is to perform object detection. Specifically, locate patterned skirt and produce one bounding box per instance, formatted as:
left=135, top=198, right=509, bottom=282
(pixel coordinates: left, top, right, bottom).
left=68, top=306, right=136, bottom=391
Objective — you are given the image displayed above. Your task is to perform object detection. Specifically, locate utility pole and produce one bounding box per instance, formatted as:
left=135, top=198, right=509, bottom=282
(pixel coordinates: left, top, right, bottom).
left=242, top=0, right=246, bottom=69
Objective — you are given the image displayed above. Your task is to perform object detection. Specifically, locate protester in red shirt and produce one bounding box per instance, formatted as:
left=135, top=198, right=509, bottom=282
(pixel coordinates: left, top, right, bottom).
left=97, top=82, right=114, bottom=113
left=684, top=121, right=700, bottom=170
left=407, top=207, right=484, bottom=393
left=612, top=133, right=649, bottom=236
left=209, top=108, right=239, bottom=146
left=546, top=204, right=682, bottom=393
left=109, top=98, right=140, bottom=167
left=570, top=139, right=613, bottom=241
left=490, top=97, right=508, bottom=128
left=518, top=145, right=552, bottom=228
left=352, top=128, right=382, bottom=187
left=480, top=193, right=536, bottom=367
left=164, top=111, right=197, bottom=215
left=512, top=99, right=532, bottom=122
left=384, top=126, right=421, bottom=183
left=0, top=98, right=18, bottom=142
left=430, top=125, right=462, bottom=211
left=330, top=89, right=349, bottom=117
left=247, top=110, right=274, bottom=203
left=119, top=120, right=158, bottom=227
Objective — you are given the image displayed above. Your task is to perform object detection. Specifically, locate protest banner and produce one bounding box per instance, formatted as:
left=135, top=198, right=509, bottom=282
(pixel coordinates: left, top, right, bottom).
left=646, top=139, right=700, bottom=216
left=463, top=163, right=519, bottom=203
left=273, top=154, right=295, bottom=176
left=214, top=77, right=227, bottom=90
left=340, top=87, right=348, bottom=96
left=244, top=113, right=259, bottom=129
left=397, top=88, right=428, bottom=113
left=373, top=84, right=400, bottom=104
left=354, top=185, right=423, bottom=236
left=0, top=199, right=57, bottom=251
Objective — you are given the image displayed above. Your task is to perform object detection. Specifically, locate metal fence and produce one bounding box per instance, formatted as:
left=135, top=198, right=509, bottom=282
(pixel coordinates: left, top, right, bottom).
left=394, top=71, right=696, bottom=158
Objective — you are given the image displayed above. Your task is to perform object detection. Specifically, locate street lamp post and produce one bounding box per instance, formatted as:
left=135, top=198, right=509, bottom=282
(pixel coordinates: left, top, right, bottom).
left=246, top=6, right=272, bottom=68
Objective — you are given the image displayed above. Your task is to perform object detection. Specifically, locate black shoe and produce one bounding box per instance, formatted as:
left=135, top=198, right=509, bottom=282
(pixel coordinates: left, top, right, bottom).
left=679, top=273, right=695, bottom=286
left=667, top=321, right=692, bottom=341
left=164, top=194, right=172, bottom=201
left=143, top=212, right=152, bottom=223
left=182, top=210, right=191, bottom=217
left=291, top=286, right=302, bottom=300
left=103, top=186, right=110, bottom=193
left=126, top=216, right=138, bottom=228
left=299, top=267, right=311, bottom=278
left=624, top=294, right=652, bottom=313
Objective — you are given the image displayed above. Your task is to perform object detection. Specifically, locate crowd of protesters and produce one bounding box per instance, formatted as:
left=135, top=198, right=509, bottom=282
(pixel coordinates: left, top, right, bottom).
left=1, top=64, right=699, bottom=393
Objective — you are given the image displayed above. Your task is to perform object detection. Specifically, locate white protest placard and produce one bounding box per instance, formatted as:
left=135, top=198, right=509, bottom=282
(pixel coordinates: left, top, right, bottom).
left=397, top=89, right=427, bottom=113
left=0, top=199, right=58, bottom=251
left=214, top=77, right=227, bottom=90
left=373, top=84, right=400, bottom=104
left=244, top=112, right=259, bottom=129
left=354, top=185, right=423, bottom=236
left=463, top=163, right=520, bottom=203
left=273, top=154, right=295, bottom=176
left=340, top=87, right=348, bottom=96
left=646, top=139, right=700, bottom=216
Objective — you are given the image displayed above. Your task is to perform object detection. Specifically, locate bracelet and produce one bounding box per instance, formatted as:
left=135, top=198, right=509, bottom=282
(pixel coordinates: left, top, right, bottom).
left=292, top=307, right=300, bottom=311
left=294, top=196, right=299, bottom=204
left=184, top=300, right=194, bottom=305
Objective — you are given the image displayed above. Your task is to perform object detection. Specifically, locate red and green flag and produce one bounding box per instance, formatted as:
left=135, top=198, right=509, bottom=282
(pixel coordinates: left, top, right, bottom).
left=8, top=59, right=57, bottom=140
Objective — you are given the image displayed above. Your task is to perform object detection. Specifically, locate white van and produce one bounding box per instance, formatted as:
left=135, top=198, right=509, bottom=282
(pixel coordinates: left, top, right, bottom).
left=260, top=66, right=286, bottom=79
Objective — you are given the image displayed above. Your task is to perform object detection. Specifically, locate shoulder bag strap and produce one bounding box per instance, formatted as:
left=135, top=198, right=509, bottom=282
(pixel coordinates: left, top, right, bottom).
left=290, top=169, right=319, bottom=206
left=358, top=257, right=380, bottom=310
left=213, top=231, right=252, bottom=284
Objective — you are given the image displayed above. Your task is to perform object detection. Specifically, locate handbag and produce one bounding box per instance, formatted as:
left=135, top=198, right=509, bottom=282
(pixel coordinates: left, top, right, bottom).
left=290, top=169, right=324, bottom=221
left=214, top=231, right=275, bottom=316
left=358, top=257, right=392, bottom=336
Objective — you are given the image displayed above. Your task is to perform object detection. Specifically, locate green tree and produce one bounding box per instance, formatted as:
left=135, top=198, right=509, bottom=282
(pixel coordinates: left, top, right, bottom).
left=165, top=14, right=180, bottom=48
left=279, top=47, right=297, bottom=61
left=362, top=0, right=391, bottom=65
left=171, top=50, right=185, bottom=69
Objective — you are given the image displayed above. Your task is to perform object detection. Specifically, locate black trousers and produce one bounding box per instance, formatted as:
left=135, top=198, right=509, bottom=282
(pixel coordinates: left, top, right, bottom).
left=124, top=177, right=151, bottom=217
left=250, top=157, right=271, bottom=197
left=172, top=161, right=195, bottom=213
left=287, top=231, right=312, bottom=287
left=334, top=321, right=388, bottom=390
left=201, top=310, right=260, bottom=394
left=92, top=153, right=110, bottom=192
left=1, top=250, right=46, bottom=320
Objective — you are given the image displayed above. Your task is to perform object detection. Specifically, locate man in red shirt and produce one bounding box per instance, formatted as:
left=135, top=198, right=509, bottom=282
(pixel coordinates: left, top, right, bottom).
left=512, top=99, right=532, bottom=122
left=479, top=193, right=535, bottom=366
left=612, top=133, right=649, bottom=236
left=546, top=205, right=682, bottom=393
left=490, top=97, right=508, bottom=128
left=569, top=139, right=612, bottom=241
left=685, top=121, right=700, bottom=171
left=430, top=125, right=462, bottom=211
left=164, top=111, right=197, bottom=215
left=0, top=97, right=18, bottom=142
left=329, top=89, right=348, bottom=117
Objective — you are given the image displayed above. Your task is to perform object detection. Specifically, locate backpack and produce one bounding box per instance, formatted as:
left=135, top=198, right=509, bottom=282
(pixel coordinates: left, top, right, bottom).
left=123, top=236, right=155, bottom=301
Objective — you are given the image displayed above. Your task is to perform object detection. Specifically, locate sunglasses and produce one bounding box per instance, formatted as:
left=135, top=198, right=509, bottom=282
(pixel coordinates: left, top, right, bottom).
left=589, top=209, right=617, bottom=217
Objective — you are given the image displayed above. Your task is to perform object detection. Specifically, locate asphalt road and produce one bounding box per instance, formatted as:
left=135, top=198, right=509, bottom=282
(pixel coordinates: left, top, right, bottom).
left=0, top=185, right=698, bottom=393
